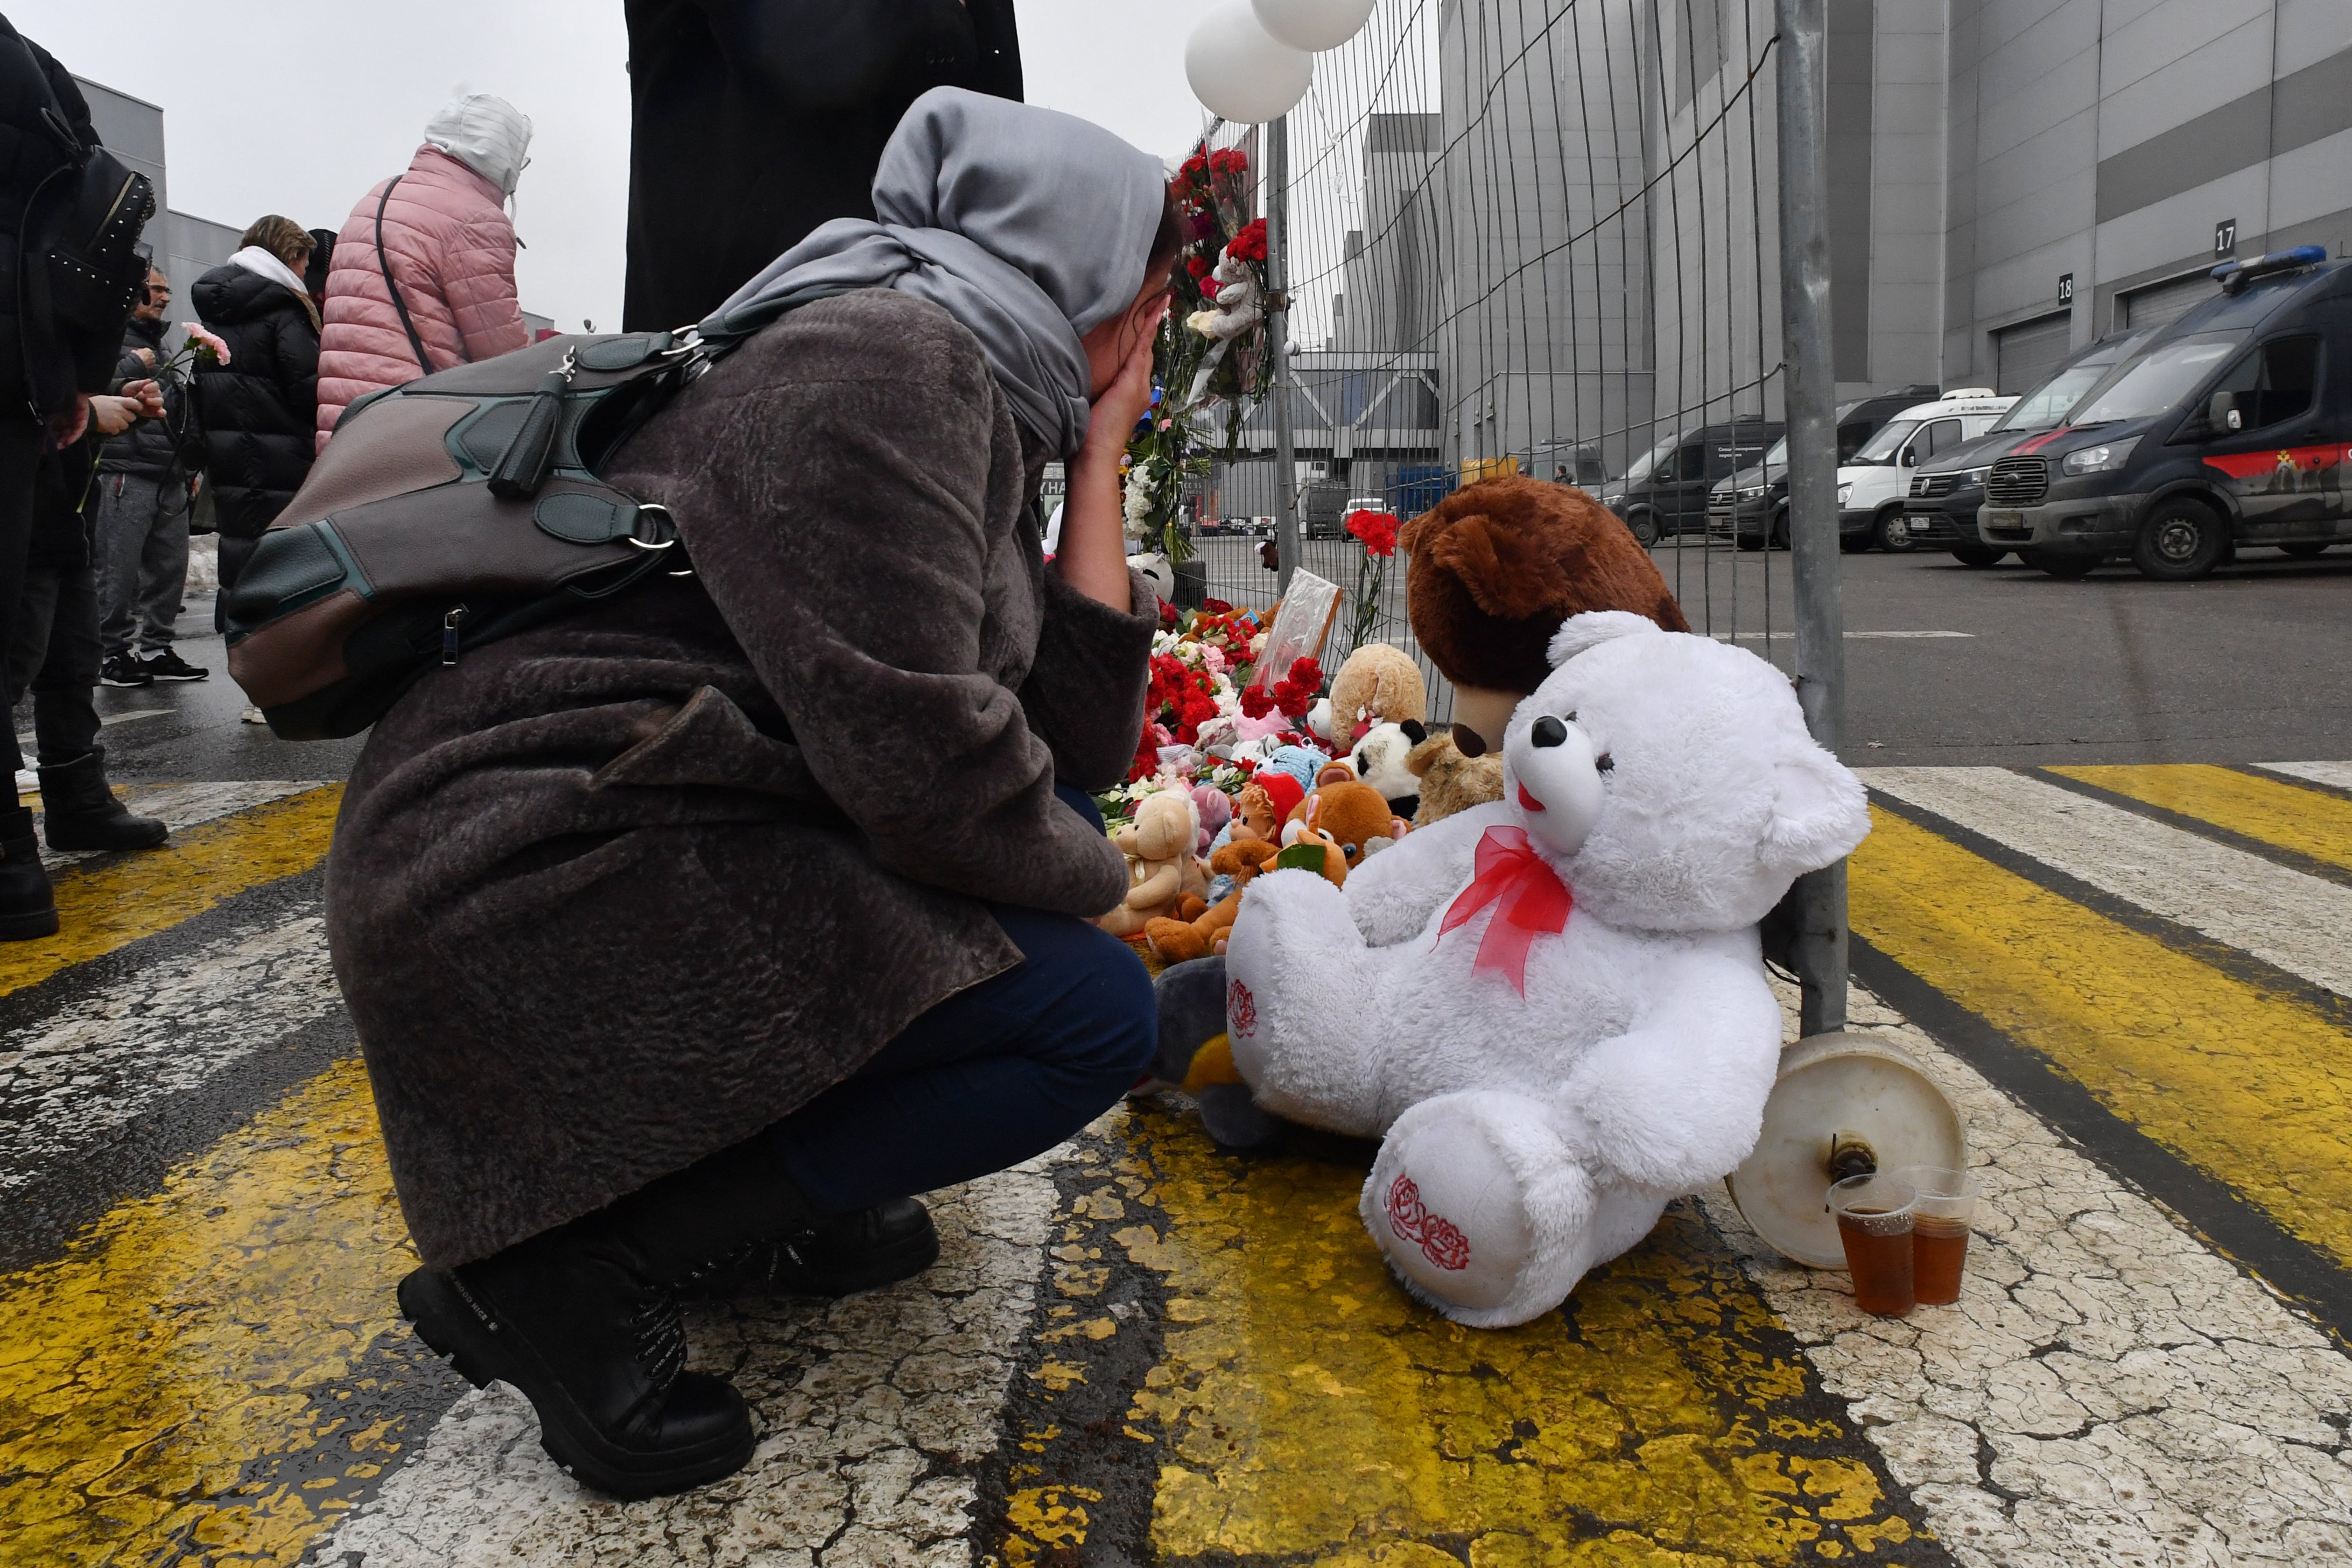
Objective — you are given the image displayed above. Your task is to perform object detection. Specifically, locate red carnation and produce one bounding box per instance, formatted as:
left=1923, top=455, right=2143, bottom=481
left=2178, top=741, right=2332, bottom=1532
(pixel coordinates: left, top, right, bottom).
left=1239, top=685, right=1277, bottom=719
left=1202, top=597, right=1233, bottom=614
left=1345, top=509, right=1401, bottom=557
left=1226, top=219, right=1268, bottom=263
left=1180, top=153, right=1209, bottom=179
left=1186, top=255, right=1211, bottom=279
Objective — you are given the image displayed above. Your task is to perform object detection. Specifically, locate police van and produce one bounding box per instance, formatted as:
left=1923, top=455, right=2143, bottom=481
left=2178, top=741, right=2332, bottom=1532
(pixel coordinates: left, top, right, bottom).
left=1979, top=245, right=2352, bottom=579
left=1835, top=390, right=2018, bottom=552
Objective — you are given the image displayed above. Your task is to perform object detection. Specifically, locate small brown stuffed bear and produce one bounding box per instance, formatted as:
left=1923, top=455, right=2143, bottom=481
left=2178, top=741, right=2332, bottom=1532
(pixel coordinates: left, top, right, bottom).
left=1097, top=789, right=1209, bottom=940
left=1404, top=475, right=1689, bottom=757
left=1328, top=642, right=1428, bottom=742
left=1405, top=730, right=1505, bottom=827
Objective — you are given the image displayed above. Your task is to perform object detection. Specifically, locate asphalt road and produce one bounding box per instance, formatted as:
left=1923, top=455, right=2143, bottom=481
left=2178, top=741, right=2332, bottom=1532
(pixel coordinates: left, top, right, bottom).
left=1186, top=532, right=2352, bottom=769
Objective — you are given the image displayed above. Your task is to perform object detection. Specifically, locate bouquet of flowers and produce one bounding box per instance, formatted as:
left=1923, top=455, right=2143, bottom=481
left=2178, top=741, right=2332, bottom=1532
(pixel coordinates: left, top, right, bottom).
left=1121, top=141, right=1277, bottom=564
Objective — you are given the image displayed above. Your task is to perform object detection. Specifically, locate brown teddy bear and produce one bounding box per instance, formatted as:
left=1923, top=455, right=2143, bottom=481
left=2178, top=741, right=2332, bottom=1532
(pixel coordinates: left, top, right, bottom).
left=1403, top=475, right=1689, bottom=757
left=1328, top=642, right=1428, bottom=743
left=1405, top=730, right=1504, bottom=827
left=1096, top=788, right=1209, bottom=940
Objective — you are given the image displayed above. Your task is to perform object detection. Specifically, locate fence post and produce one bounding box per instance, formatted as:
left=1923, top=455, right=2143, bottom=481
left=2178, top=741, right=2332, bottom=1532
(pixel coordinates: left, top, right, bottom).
left=1266, top=114, right=1301, bottom=597
left=1774, top=0, right=1849, bottom=1036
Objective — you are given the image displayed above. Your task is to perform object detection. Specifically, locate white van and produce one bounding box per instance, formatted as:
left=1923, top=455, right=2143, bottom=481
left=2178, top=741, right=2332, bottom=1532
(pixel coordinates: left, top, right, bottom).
left=1836, top=389, right=2017, bottom=552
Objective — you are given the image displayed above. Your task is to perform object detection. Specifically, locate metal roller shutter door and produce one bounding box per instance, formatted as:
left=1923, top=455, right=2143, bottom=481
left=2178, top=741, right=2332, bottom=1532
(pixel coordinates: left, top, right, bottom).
left=2118, top=271, right=2221, bottom=331
left=1993, top=313, right=2073, bottom=395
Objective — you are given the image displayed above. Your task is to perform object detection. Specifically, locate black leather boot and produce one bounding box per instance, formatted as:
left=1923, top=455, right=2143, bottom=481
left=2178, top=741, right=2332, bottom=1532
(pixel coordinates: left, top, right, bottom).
left=399, top=1222, right=755, bottom=1500
left=0, top=806, right=58, bottom=941
left=398, top=1142, right=835, bottom=1496
left=37, top=750, right=167, bottom=852
left=684, top=1199, right=940, bottom=1299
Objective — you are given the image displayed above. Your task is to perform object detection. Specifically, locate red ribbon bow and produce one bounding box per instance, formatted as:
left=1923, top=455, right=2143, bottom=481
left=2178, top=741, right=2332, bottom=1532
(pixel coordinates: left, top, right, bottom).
left=1435, top=826, right=1571, bottom=995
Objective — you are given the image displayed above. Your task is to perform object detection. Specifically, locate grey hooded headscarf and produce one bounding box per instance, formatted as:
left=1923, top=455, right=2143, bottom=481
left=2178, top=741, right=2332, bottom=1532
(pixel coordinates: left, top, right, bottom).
left=708, top=87, right=1166, bottom=458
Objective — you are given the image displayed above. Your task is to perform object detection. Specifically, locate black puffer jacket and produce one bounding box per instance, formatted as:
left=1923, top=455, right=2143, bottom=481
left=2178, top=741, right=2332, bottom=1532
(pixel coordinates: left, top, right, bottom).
left=191, top=262, right=318, bottom=537
left=97, top=314, right=195, bottom=484
left=1, top=15, right=100, bottom=418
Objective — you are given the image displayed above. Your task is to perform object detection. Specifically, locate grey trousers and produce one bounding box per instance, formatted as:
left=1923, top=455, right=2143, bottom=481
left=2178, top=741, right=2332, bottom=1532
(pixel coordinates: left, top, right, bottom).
left=92, top=470, right=189, bottom=658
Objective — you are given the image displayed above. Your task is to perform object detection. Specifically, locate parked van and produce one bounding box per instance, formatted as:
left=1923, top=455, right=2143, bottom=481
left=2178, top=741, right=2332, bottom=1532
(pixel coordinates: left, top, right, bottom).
left=1598, top=420, right=1782, bottom=546
left=1980, top=245, right=2352, bottom=579
left=1835, top=390, right=2017, bottom=552
left=1706, top=386, right=1939, bottom=550
left=1903, top=334, right=2152, bottom=565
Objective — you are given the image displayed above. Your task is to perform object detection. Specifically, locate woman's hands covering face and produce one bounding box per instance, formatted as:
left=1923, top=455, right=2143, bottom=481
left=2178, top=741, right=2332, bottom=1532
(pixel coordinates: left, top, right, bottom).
left=1079, top=296, right=1169, bottom=462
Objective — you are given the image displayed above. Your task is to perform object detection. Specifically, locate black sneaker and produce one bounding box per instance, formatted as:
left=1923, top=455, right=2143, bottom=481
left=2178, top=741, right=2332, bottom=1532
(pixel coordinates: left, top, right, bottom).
left=99, top=653, right=153, bottom=688
left=139, top=648, right=208, bottom=682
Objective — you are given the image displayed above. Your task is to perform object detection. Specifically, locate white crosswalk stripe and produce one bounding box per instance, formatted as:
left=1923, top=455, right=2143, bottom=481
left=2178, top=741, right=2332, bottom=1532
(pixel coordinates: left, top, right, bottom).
left=1860, top=765, right=2352, bottom=999
left=2259, top=760, right=2352, bottom=792
left=0, top=913, right=339, bottom=1190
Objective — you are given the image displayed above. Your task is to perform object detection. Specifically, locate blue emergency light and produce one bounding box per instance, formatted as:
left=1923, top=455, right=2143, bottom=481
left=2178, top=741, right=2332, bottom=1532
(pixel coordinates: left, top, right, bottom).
left=2210, top=244, right=2329, bottom=293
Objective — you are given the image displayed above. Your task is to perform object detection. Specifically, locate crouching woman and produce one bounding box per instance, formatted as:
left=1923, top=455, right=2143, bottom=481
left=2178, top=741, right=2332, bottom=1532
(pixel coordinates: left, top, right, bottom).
left=324, top=89, right=1176, bottom=1497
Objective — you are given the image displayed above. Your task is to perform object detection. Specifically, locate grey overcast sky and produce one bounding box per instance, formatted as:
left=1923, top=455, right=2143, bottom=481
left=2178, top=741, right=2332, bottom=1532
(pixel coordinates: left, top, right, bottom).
left=8, top=1, right=1207, bottom=331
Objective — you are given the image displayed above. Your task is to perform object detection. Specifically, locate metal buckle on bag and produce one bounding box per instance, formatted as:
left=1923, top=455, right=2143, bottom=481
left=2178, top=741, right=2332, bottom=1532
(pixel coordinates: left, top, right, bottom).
left=627, top=504, right=696, bottom=576
left=627, top=503, right=678, bottom=550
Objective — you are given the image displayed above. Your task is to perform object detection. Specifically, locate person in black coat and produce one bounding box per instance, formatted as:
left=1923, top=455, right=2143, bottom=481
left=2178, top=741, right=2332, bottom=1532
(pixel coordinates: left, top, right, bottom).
left=9, top=399, right=169, bottom=855
left=190, top=216, right=319, bottom=643
left=621, top=0, right=1022, bottom=332
left=1, top=12, right=138, bottom=939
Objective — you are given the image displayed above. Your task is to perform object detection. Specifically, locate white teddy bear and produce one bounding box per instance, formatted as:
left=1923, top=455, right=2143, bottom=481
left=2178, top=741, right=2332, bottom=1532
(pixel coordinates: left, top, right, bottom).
left=1217, top=610, right=1871, bottom=1327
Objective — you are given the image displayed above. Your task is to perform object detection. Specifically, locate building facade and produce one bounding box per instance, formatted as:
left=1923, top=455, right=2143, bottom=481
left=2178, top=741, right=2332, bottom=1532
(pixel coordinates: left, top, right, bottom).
left=73, top=78, right=241, bottom=296
left=1933, top=0, right=2352, bottom=396
left=1275, top=0, right=2352, bottom=487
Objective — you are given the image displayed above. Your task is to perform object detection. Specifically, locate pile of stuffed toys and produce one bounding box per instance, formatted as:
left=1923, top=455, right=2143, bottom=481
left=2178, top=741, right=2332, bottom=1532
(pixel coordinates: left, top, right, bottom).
left=1101, top=475, right=1872, bottom=1331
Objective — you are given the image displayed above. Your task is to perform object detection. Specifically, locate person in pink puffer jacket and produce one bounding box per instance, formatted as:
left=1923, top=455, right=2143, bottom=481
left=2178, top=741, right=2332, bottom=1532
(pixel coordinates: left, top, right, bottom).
left=315, top=95, right=535, bottom=451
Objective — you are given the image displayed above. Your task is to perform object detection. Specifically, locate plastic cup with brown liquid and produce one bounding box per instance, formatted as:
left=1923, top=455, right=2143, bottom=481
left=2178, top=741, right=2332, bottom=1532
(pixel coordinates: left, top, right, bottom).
left=1895, top=1165, right=1981, bottom=1306
left=1828, top=1172, right=1918, bottom=1317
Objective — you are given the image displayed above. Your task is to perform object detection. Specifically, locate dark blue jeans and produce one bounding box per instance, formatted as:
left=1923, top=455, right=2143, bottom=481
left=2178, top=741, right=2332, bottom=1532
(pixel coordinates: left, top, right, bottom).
left=771, top=784, right=1155, bottom=1215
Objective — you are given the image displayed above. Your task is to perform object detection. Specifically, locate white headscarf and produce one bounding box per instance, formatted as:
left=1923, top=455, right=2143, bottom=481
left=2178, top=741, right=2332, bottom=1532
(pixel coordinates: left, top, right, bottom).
left=424, top=94, right=533, bottom=196
left=712, top=88, right=1167, bottom=458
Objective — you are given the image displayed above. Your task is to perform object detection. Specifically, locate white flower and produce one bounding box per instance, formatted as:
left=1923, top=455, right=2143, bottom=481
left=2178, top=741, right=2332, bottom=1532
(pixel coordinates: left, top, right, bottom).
left=1121, top=466, right=1156, bottom=539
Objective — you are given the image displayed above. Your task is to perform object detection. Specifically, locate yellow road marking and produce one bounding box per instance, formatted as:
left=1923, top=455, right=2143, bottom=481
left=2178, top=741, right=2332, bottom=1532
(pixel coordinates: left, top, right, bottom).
left=2051, top=763, right=2352, bottom=874
left=0, top=785, right=341, bottom=997
left=0, top=1057, right=419, bottom=1567
left=1098, top=1106, right=1920, bottom=1563
left=1851, top=806, right=2352, bottom=1270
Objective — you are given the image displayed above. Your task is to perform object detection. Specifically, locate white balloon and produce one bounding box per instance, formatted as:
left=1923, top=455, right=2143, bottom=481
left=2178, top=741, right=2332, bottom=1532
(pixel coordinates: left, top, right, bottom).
left=1186, top=2, right=1315, bottom=124
left=1251, top=0, right=1379, bottom=52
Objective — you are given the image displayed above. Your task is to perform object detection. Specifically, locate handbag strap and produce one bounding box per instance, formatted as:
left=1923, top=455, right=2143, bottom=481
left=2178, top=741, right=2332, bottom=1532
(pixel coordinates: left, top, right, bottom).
left=374, top=178, right=440, bottom=379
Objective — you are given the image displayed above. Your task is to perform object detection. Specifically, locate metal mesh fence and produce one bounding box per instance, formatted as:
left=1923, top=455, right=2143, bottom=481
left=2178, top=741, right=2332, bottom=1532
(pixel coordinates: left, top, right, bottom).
left=1179, top=0, right=1803, bottom=720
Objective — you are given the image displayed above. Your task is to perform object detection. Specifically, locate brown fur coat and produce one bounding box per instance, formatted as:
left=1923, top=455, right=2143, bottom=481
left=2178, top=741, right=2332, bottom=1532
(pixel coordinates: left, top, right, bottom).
left=325, top=291, right=1156, bottom=1268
